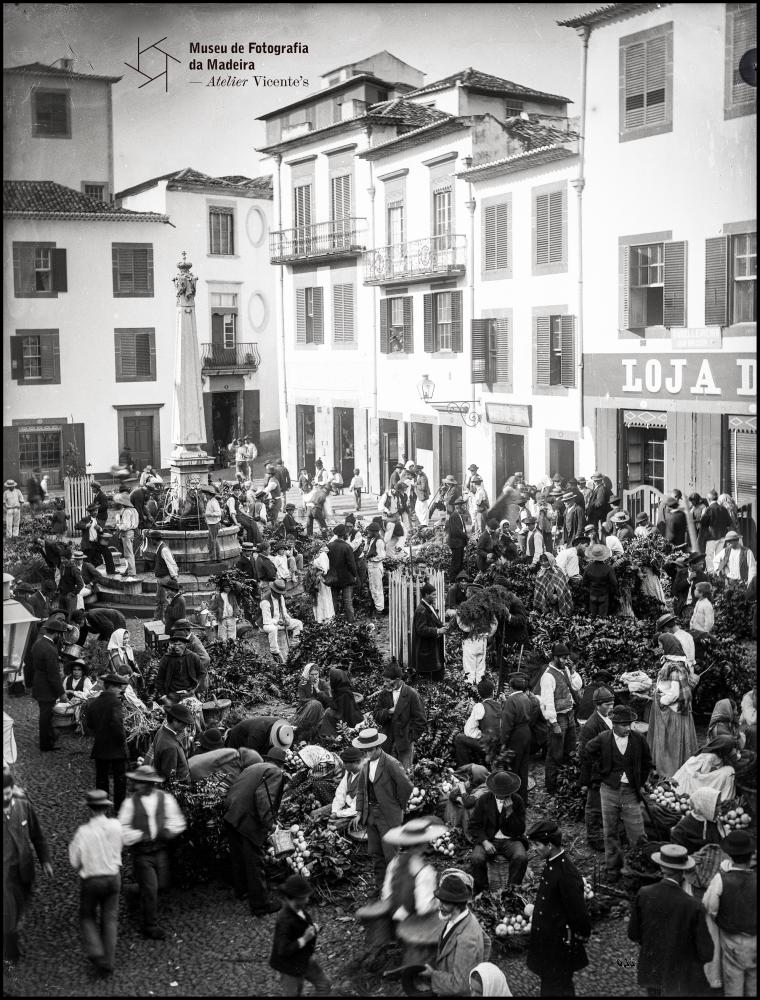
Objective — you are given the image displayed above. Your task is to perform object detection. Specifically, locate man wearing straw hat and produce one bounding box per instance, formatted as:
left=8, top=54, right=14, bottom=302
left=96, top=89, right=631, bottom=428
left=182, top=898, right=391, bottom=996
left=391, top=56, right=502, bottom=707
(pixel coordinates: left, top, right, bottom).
left=3, top=479, right=24, bottom=537
left=379, top=816, right=445, bottom=924
left=353, top=728, right=413, bottom=897
left=582, top=543, right=618, bottom=617
left=118, top=765, right=186, bottom=939
left=200, top=483, right=223, bottom=561
left=628, top=843, right=714, bottom=996
left=112, top=492, right=139, bottom=580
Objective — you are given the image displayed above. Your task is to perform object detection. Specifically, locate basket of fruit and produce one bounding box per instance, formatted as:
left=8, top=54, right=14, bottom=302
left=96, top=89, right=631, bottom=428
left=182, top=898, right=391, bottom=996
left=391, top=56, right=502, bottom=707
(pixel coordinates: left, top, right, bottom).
left=430, top=829, right=457, bottom=859
left=493, top=897, right=532, bottom=950
left=644, top=781, right=690, bottom=839
left=719, top=798, right=754, bottom=832
left=406, top=784, right=428, bottom=813
left=625, top=842, right=663, bottom=883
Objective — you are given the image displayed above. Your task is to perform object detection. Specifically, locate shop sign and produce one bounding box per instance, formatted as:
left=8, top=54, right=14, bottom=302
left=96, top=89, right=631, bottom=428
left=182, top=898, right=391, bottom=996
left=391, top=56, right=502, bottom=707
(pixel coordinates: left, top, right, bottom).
left=18, top=425, right=62, bottom=433
left=583, top=353, right=756, bottom=401
left=670, top=327, right=722, bottom=350
left=485, top=402, right=532, bottom=427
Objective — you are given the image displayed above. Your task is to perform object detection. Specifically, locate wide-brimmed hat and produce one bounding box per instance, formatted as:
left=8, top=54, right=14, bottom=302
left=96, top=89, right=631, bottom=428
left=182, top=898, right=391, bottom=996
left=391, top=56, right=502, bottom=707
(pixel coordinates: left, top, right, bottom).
left=4, top=479, right=18, bottom=488
left=656, top=612, right=677, bottom=629
left=241, top=542, right=255, bottom=551
left=583, top=525, right=597, bottom=536
left=611, top=705, right=636, bottom=723
left=84, top=789, right=112, bottom=808
left=384, top=815, right=448, bottom=847
left=365, top=522, right=381, bottom=535
left=282, top=874, right=313, bottom=898
left=66, top=657, right=90, bottom=674
left=434, top=871, right=473, bottom=903
left=561, top=492, right=576, bottom=502
left=635, top=512, right=649, bottom=524
left=721, top=830, right=754, bottom=858
left=199, top=484, right=219, bottom=495
left=486, top=770, right=521, bottom=797
left=688, top=552, right=706, bottom=565
left=724, top=530, right=741, bottom=542
left=352, top=727, right=387, bottom=750
left=651, top=844, right=695, bottom=871
left=166, top=703, right=194, bottom=727
left=611, top=511, right=630, bottom=524
left=112, top=494, right=134, bottom=507
left=576, top=477, right=587, bottom=485
left=270, top=720, right=294, bottom=749
left=587, top=543, right=611, bottom=562
left=442, top=475, right=458, bottom=485
left=198, top=727, right=225, bottom=751
left=126, top=764, right=164, bottom=784
left=270, top=579, right=287, bottom=594
left=524, top=516, right=537, bottom=526
left=468, top=464, right=479, bottom=471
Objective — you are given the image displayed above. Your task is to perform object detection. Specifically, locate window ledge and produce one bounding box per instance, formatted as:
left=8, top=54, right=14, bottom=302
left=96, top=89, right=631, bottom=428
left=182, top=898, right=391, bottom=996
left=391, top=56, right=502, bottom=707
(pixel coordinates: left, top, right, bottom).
left=429, top=350, right=459, bottom=359
left=532, top=261, right=568, bottom=277
left=382, top=351, right=412, bottom=360
left=724, top=321, right=757, bottom=337
left=532, top=384, right=571, bottom=397
left=14, top=291, right=59, bottom=299
left=207, top=253, right=240, bottom=259
left=331, top=342, right=358, bottom=350
left=295, top=343, right=322, bottom=350
left=113, top=292, right=155, bottom=298
left=619, top=121, right=673, bottom=143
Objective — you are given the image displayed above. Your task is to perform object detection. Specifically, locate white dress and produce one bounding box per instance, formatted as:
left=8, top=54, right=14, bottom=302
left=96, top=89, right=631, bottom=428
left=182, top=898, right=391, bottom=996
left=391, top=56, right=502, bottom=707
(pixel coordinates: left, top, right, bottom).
left=313, top=551, right=335, bottom=623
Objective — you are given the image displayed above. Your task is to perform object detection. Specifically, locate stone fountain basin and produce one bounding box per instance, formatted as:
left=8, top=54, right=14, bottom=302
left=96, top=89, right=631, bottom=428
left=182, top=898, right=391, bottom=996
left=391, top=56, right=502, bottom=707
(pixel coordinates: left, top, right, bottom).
left=141, top=524, right=241, bottom=575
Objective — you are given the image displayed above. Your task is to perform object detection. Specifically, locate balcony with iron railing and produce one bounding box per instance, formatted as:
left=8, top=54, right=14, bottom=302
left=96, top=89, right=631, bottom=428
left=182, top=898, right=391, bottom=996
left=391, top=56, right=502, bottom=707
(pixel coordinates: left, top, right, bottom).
left=269, top=218, right=367, bottom=264
left=363, top=234, right=467, bottom=286
left=200, top=343, right=261, bottom=372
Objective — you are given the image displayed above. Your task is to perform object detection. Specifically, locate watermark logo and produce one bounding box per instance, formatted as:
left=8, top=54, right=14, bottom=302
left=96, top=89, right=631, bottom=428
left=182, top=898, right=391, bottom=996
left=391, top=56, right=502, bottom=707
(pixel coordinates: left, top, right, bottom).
left=125, top=37, right=181, bottom=92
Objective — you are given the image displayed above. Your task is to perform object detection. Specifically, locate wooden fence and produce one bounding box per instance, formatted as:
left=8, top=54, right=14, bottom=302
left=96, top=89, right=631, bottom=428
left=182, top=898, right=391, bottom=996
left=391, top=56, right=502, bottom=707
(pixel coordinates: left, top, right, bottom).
left=388, top=566, right=446, bottom=669
left=63, top=474, right=94, bottom=537
left=622, top=484, right=664, bottom=526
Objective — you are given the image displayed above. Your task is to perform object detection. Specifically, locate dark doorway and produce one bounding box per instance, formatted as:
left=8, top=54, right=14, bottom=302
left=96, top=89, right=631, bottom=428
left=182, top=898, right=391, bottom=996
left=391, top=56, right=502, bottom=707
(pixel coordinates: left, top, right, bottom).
left=379, top=417, right=398, bottom=492
left=333, top=407, right=355, bottom=483
left=495, top=432, right=525, bottom=494
left=549, top=437, right=575, bottom=482
left=297, top=404, right=316, bottom=476
left=439, top=424, right=462, bottom=485
left=122, top=416, right=154, bottom=471
left=212, top=392, right=240, bottom=450
left=625, top=426, right=666, bottom=493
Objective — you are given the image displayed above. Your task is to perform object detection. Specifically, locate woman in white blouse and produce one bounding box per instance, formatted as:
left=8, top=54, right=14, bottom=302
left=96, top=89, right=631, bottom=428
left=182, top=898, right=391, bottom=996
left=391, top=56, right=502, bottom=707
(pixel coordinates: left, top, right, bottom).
left=312, top=543, right=335, bottom=624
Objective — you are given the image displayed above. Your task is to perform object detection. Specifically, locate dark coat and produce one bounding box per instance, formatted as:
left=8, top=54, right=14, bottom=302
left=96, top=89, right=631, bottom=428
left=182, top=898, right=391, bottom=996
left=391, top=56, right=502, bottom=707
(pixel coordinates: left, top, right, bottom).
left=84, top=689, right=128, bottom=760
left=563, top=504, right=585, bottom=545
left=469, top=791, right=527, bottom=845
left=578, top=711, right=612, bottom=786
left=475, top=529, right=498, bottom=572
left=82, top=608, right=127, bottom=642
left=698, top=502, right=732, bottom=546
left=445, top=511, right=468, bottom=550
left=661, top=509, right=688, bottom=547
left=411, top=600, right=444, bottom=675
left=154, top=649, right=202, bottom=697
left=374, top=683, right=426, bottom=752
left=270, top=902, right=318, bottom=976
left=501, top=691, right=533, bottom=744
left=583, top=561, right=618, bottom=597
left=3, top=792, right=50, bottom=886
left=29, top=636, right=63, bottom=702
left=326, top=537, right=358, bottom=588
left=223, top=762, right=285, bottom=846
left=151, top=724, right=190, bottom=782
left=355, top=750, right=413, bottom=826
left=584, top=729, right=652, bottom=792
left=226, top=716, right=278, bottom=755
left=527, top=851, right=591, bottom=977
left=628, top=879, right=713, bottom=993
left=234, top=554, right=258, bottom=580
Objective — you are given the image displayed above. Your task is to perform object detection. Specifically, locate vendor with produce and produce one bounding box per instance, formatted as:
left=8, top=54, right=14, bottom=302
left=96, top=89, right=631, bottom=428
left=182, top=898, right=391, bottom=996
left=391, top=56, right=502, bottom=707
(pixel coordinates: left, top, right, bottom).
left=669, top=787, right=724, bottom=854
left=330, top=747, right=364, bottom=831
left=647, top=639, right=699, bottom=778
left=153, top=623, right=204, bottom=700
left=226, top=716, right=294, bottom=757
left=670, top=734, right=739, bottom=802
left=468, top=770, right=528, bottom=893
left=443, top=764, right=490, bottom=842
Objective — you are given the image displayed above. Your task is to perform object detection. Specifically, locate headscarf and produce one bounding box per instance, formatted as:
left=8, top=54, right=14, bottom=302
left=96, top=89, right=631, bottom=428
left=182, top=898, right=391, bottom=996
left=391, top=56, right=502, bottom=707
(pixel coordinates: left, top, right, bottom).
left=470, top=963, right=512, bottom=997
left=697, top=734, right=736, bottom=759
left=300, top=661, right=318, bottom=683
left=533, top=552, right=574, bottom=615
left=328, top=667, right=363, bottom=727
left=717, top=493, right=740, bottom=530
left=107, top=628, right=135, bottom=667
left=708, top=698, right=740, bottom=741
left=689, top=787, right=721, bottom=824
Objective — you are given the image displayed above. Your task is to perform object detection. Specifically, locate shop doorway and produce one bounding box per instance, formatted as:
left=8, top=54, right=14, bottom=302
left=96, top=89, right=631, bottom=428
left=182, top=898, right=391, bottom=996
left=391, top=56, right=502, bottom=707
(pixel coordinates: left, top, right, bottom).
left=379, top=418, right=398, bottom=492
left=211, top=391, right=240, bottom=451
left=495, top=433, right=525, bottom=494
left=411, top=422, right=434, bottom=480
left=625, top=426, right=666, bottom=493
left=333, top=407, right=355, bottom=484
left=549, top=437, right=574, bottom=482
left=296, top=404, right=316, bottom=476
left=439, top=425, right=462, bottom=484
left=122, top=415, right=155, bottom=472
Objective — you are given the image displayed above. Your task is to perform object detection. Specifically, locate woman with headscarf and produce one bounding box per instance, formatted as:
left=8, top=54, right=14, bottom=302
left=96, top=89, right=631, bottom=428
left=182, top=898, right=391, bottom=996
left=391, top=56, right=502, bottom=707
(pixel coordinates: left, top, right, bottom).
left=707, top=697, right=746, bottom=749
left=647, top=638, right=699, bottom=778
left=669, top=787, right=724, bottom=854
left=533, top=552, right=574, bottom=616
left=311, top=542, right=335, bottom=624
left=106, top=627, right=138, bottom=682
left=717, top=493, right=740, bottom=532
left=469, top=962, right=512, bottom=996
left=671, top=734, right=738, bottom=801
left=319, top=666, right=363, bottom=737
left=292, top=662, right=332, bottom=742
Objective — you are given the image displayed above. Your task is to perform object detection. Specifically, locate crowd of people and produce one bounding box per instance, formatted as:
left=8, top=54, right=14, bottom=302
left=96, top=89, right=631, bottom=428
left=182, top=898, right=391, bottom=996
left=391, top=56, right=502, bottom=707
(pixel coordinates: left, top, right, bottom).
left=3, top=457, right=757, bottom=996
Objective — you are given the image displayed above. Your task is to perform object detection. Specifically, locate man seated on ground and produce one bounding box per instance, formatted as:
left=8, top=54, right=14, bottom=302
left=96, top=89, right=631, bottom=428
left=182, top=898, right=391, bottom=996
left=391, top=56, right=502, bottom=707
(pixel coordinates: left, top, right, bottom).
left=454, top=677, right=503, bottom=767
left=468, top=770, right=528, bottom=894
left=154, top=624, right=204, bottom=701
left=443, top=764, right=490, bottom=843
left=329, top=747, right=364, bottom=832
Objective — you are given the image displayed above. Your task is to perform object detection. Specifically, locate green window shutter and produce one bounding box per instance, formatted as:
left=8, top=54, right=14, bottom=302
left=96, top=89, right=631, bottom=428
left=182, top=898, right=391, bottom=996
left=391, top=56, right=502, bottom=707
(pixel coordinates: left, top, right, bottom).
left=312, top=287, right=324, bottom=344
left=471, top=319, right=489, bottom=383
left=296, top=289, right=306, bottom=343
left=10, top=337, right=24, bottom=380
left=560, top=315, right=576, bottom=388
left=536, top=316, right=551, bottom=386
left=451, top=291, right=463, bottom=353
left=619, top=244, right=631, bottom=330
left=548, top=191, right=564, bottom=264
left=495, top=317, right=510, bottom=383
left=13, top=245, right=36, bottom=295
left=663, top=240, right=687, bottom=328
left=379, top=299, right=389, bottom=354
left=403, top=296, right=414, bottom=353
left=535, top=193, right=549, bottom=266
left=51, top=248, right=67, bottom=292
left=705, top=236, right=729, bottom=326
left=423, top=294, right=435, bottom=352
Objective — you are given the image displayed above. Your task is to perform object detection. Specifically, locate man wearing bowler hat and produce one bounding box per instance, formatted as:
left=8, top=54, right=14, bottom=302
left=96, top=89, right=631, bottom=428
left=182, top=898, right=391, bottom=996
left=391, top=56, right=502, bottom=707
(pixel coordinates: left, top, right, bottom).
left=578, top=685, right=615, bottom=851
left=445, top=496, right=468, bottom=576
left=154, top=623, right=204, bottom=699
left=353, top=728, right=413, bottom=897
left=374, top=659, right=427, bottom=773
left=628, top=843, right=713, bottom=996
left=118, top=765, right=186, bottom=939
left=468, top=770, right=528, bottom=893
left=539, top=643, right=583, bottom=796
left=526, top=819, right=590, bottom=996
left=84, top=672, right=130, bottom=809
left=702, top=830, right=757, bottom=997
left=29, top=616, right=68, bottom=751
left=150, top=702, right=193, bottom=783
left=584, top=704, right=652, bottom=883
left=416, top=870, right=485, bottom=995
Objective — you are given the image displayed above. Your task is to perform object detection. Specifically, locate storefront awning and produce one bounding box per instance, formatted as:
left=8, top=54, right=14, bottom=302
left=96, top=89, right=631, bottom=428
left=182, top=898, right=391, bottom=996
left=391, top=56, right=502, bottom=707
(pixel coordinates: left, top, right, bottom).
left=623, top=410, right=667, bottom=429
left=727, top=415, right=757, bottom=434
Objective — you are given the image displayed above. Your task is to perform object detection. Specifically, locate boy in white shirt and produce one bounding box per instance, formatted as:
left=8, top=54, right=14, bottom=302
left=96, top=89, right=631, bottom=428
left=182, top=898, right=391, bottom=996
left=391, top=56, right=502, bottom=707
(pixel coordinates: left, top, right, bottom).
left=349, top=468, right=364, bottom=511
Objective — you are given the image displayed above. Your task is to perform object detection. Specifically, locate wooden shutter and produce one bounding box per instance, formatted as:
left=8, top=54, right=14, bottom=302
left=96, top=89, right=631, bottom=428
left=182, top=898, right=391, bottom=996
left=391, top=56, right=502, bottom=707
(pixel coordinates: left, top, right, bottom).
left=331, top=175, right=351, bottom=220
left=403, top=296, right=414, bottom=353
left=471, top=319, right=489, bottom=382
left=560, top=315, right=576, bottom=387
left=211, top=312, right=224, bottom=347
left=619, top=244, right=631, bottom=329
left=40, top=334, right=60, bottom=382
left=535, top=193, right=549, bottom=265
left=135, top=332, right=154, bottom=379
left=645, top=36, right=668, bottom=125
left=333, top=284, right=354, bottom=343
left=484, top=202, right=510, bottom=271
left=423, top=294, right=435, bottom=352
left=663, top=240, right=687, bottom=327
left=451, top=291, right=463, bottom=353
left=112, top=245, right=123, bottom=294
left=51, top=248, right=67, bottom=292
left=10, top=337, right=24, bottom=380
left=548, top=191, right=564, bottom=264
left=136, top=247, right=153, bottom=295
left=731, top=7, right=756, bottom=106
left=118, top=332, right=135, bottom=378
left=379, top=299, right=389, bottom=354
left=296, top=289, right=306, bottom=343
left=624, top=42, right=647, bottom=128
left=705, top=236, right=729, bottom=326
left=536, top=316, right=551, bottom=386
left=494, top=318, right=510, bottom=383
left=294, top=184, right=311, bottom=228
left=312, top=287, right=324, bottom=344
left=12, top=245, right=36, bottom=295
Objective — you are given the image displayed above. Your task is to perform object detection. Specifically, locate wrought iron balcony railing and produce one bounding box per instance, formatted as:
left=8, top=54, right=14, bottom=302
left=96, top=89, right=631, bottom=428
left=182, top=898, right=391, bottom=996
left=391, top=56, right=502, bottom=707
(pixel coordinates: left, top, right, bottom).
left=269, top=218, right=367, bottom=263
left=363, top=234, right=467, bottom=285
left=200, top=343, right=261, bottom=371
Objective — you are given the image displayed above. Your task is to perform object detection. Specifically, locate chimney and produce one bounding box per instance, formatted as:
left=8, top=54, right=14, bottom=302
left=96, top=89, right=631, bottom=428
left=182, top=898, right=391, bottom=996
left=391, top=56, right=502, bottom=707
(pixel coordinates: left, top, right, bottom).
left=59, top=57, right=74, bottom=72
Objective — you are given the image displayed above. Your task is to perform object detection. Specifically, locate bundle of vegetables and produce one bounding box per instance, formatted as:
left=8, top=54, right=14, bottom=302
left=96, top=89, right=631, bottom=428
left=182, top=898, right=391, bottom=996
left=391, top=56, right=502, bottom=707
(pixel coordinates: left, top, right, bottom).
left=430, top=828, right=458, bottom=858
left=270, top=823, right=313, bottom=878
left=475, top=887, right=531, bottom=950
left=204, top=640, right=285, bottom=705
left=476, top=562, right=536, bottom=608
left=718, top=797, right=753, bottom=830
left=415, top=675, right=471, bottom=760
left=287, top=618, right=384, bottom=675
left=455, top=587, right=501, bottom=635
left=553, top=752, right=585, bottom=821
left=300, top=563, right=324, bottom=599
left=267, top=818, right=357, bottom=894
left=691, top=636, right=755, bottom=712
left=170, top=775, right=230, bottom=886
left=406, top=785, right=428, bottom=812
left=530, top=613, right=658, bottom=679
left=208, top=569, right=259, bottom=625
left=123, top=700, right=162, bottom=749
left=712, top=578, right=754, bottom=642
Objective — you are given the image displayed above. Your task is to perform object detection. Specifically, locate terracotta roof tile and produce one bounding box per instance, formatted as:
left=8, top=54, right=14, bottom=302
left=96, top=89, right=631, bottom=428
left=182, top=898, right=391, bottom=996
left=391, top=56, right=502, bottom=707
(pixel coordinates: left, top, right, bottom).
left=4, top=181, right=167, bottom=221
left=4, top=61, right=121, bottom=83
left=403, top=67, right=569, bottom=104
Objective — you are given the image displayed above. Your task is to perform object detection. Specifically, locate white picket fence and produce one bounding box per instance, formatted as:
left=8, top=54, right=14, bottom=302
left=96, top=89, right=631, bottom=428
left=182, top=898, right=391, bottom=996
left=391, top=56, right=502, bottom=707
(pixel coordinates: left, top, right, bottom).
left=63, top=474, right=95, bottom=537
left=388, top=566, right=446, bottom=669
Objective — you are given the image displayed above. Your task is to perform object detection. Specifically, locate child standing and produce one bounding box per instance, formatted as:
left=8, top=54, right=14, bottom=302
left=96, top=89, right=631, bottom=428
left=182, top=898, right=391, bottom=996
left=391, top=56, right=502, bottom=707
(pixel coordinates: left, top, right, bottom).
left=330, top=468, right=344, bottom=495
left=269, top=875, right=331, bottom=996
left=690, top=580, right=715, bottom=635
left=298, top=469, right=312, bottom=511
left=349, top=468, right=364, bottom=511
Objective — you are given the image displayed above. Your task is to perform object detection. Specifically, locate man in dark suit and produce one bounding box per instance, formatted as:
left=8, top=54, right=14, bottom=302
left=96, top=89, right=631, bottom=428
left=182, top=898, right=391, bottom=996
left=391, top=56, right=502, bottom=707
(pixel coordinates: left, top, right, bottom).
left=469, top=770, right=528, bottom=892
left=223, top=749, right=287, bottom=916
left=75, top=607, right=128, bottom=646
left=254, top=542, right=278, bottom=587
left=327, top=524, right=358, bottom=623
left=500, top=673, right=534, bottom=805
left=84, top=673, right=130, bottom=809
left=475, top=518, right=500, bottom=573
left=698, top=490, right=732, bottom=566
left=578, top=685, right=615, bottom=852
left=628, top=844, right=714, bottom=996
left=446, top=497, right=469, bottom=576
left=411, top=583, right=446, bottom=682
left=584, top=704, right=652, bottom=883
left=373, top=659, right=426, bottom=772
left=353, top=728, right=412, bottom=896
left=526, top=819, right=590, bottom=996
left=29, top=617, right=67, bottom=751
left=562, top=493, right=585, bottom=546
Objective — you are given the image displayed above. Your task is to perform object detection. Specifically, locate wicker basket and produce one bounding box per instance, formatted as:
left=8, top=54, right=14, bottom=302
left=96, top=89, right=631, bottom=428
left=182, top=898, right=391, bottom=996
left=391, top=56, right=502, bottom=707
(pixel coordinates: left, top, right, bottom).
left=487, top=857, right=513, bottom=893
left=269, top=827, right=295, bottom=858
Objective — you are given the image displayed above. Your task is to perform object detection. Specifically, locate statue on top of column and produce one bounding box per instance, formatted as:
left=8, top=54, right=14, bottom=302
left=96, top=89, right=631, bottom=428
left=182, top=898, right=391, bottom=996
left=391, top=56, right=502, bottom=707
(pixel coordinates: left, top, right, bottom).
left=173, top=251, right=197, bottom=306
